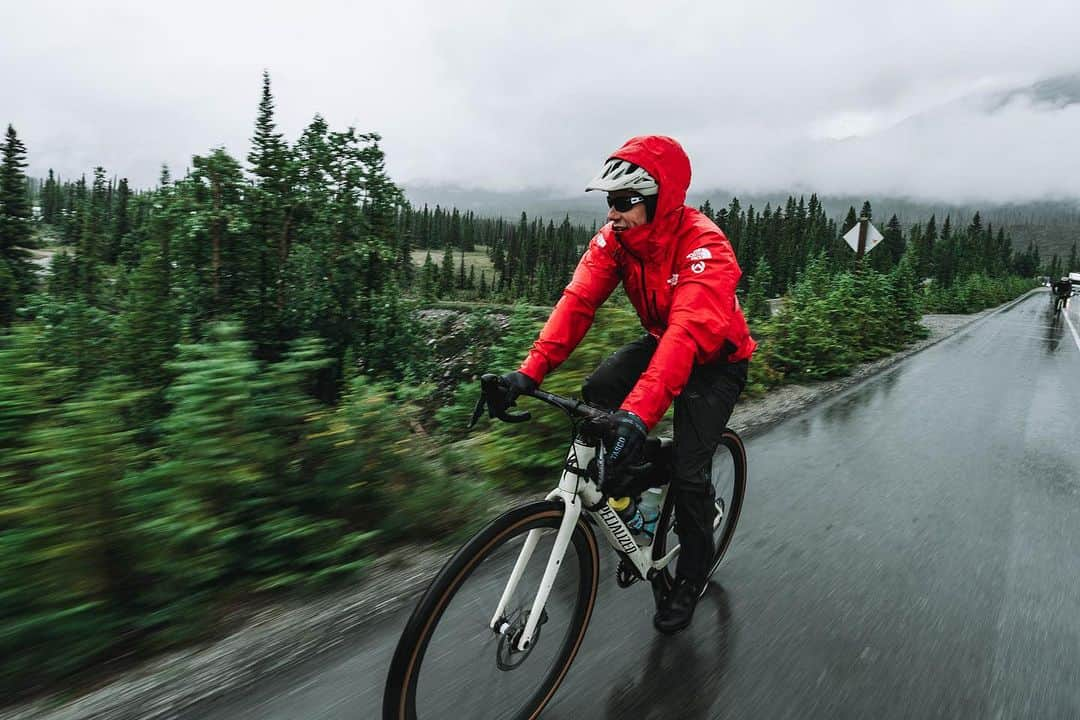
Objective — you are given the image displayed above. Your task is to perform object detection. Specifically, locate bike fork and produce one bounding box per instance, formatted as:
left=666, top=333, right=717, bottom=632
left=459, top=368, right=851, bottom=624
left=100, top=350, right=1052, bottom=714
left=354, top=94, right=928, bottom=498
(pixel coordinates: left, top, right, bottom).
left=489, top=491, right=582, bottom=652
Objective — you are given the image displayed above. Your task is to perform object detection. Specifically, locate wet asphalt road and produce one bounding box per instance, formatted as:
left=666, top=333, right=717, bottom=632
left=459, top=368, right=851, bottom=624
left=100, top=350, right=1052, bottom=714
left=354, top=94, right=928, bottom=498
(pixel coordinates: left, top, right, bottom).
left=198, top=291, right=1080, bottom=720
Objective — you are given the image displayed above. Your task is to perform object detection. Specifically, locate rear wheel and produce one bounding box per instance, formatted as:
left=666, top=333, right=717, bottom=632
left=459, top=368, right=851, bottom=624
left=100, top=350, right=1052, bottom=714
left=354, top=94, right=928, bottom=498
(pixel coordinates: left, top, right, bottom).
left=383, top=500, right=600, bottom=720
left=651, top=429, right=747, bottom=591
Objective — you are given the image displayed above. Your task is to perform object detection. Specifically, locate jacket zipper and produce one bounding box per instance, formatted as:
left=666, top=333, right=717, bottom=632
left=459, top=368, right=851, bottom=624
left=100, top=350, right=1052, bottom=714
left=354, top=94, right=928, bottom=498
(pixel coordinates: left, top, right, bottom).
left=615, top=234, right=660, bottom=329
left=636, top=258, right=655, bottom=327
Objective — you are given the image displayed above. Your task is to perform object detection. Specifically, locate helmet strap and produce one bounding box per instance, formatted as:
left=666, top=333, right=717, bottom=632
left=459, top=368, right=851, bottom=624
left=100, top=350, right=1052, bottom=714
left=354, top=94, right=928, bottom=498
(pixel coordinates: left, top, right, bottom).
left=643, top=195, right=658, bottom=223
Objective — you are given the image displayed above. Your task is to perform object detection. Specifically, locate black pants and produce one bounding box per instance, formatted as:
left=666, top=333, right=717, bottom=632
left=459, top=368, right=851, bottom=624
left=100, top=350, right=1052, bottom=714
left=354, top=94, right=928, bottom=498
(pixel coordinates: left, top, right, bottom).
left=582, top=335, right=747, bottom=584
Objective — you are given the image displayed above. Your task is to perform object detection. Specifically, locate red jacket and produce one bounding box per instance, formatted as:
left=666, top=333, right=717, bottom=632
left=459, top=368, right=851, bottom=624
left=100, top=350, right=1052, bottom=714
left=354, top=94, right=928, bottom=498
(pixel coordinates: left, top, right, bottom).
left=519, top=135, right=756, bottom=428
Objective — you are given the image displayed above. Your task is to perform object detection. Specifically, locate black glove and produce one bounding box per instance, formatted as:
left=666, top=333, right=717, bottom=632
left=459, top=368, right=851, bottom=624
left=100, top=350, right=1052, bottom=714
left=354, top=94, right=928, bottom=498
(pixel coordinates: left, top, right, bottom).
left=600, top=410, right=648, bottom=493
left=491, top=371, right=536, bottom=416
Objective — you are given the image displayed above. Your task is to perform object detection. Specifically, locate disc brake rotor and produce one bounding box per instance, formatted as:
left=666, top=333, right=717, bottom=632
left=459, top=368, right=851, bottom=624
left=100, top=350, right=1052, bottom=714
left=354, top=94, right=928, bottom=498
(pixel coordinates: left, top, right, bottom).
left=495, top=608, right=549, bottom=671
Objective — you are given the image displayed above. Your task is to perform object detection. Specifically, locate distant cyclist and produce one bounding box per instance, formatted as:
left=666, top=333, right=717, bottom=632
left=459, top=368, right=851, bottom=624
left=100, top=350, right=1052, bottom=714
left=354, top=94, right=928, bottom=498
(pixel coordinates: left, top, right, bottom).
left=492, top=135, right=756, bottom=633
left=1052, top=276, right=1072, bottom=311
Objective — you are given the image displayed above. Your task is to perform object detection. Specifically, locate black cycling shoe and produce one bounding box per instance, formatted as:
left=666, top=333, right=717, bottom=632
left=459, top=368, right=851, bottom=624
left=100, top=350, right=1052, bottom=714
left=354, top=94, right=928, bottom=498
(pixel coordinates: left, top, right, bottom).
left=653, top=576, right=705, bottom=635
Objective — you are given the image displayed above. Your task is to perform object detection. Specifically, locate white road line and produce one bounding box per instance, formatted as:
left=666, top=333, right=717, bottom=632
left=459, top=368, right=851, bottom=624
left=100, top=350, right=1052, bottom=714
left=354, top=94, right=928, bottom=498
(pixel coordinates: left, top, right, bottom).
left=1064, top=309, right=1080, bottom=353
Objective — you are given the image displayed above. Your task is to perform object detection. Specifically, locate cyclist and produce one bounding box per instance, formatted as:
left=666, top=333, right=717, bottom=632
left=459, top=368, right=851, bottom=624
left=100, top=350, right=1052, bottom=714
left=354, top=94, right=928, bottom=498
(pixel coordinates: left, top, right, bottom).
left=1052, top=276, right=1072, bottom=310
left=493, top=135, right=756, bottom=634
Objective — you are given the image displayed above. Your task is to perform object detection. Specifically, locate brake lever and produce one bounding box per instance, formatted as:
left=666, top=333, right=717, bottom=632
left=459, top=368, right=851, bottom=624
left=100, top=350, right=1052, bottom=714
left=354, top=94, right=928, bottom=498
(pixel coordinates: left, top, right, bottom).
left=467, top=396, right=486, bottom=429
left=468, top=373, right=532, bottom=428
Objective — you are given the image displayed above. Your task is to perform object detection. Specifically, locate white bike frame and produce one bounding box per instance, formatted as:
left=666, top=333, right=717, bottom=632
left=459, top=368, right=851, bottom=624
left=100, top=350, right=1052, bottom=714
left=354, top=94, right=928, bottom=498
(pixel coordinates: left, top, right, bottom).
left=488, top=438, right=680, bottom=651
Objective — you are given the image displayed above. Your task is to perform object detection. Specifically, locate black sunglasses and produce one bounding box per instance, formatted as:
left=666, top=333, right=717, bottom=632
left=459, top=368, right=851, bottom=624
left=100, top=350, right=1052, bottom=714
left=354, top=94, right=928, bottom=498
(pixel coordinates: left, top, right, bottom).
left=606, top=195, right=646, bottom=212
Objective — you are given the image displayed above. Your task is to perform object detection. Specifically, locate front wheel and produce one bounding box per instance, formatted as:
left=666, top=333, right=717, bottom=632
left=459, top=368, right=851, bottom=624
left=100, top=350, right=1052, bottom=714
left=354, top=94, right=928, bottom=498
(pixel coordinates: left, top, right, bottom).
left=651, top=429, right=747, bottom=591
left=383, top=500, right=600, bottom=720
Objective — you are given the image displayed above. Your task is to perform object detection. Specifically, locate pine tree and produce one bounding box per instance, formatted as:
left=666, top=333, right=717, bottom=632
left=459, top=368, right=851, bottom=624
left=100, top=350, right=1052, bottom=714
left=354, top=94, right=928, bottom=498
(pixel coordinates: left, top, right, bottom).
left=842, top=206, right=858, bottom=235
left=110, top=178, right=133, bottom=266
left=41, top=169, right=59, bottom=225
left=419, top=251, right=438, bottom=301
left=75, top=167, right=109, bottom=304
left=960, top=211, right=984, bottom=276
left=871, top=214, right=904, bottom=272
left=919, top=215, right=938, bottom=279
left=698, top=199, right=714, bottom=221
left=439, top=244, right=455, bottom=297
left=397, top=222, right=416, bottom=287
left=449, top=208, right=462, bottom=250
left=890, top=249, right=923, bottom=341
left=248, top=72, right=288, bottom=185
left=0, top=124, right=35, bottom=304
left=244, top=71, right=295, bottom=352
left=189, top=149, right=248, bottom=315
left=744, top=257, right=772, bottom=322
left=724, top=197, right=742, bottom=252
left=933, top=216, right=959, bottom=287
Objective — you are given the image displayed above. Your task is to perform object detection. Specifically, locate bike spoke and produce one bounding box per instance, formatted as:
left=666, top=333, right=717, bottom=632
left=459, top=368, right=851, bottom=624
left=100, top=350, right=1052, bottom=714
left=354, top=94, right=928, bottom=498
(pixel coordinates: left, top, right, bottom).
left=412, top=526, right=585, bottom=720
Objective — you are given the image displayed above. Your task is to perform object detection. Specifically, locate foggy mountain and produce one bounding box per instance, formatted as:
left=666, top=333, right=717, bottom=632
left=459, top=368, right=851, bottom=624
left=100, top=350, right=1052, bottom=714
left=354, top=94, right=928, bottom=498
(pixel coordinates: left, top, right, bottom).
left=986, top=73, right=1080, bottom=113
left=405, top=73, right=1080, bottom=261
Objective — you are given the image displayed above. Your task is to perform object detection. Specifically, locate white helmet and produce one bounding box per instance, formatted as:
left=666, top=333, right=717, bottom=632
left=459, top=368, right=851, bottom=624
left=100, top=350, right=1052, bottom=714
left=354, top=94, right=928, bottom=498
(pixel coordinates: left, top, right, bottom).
left=585, top=158, right=659, bottom=196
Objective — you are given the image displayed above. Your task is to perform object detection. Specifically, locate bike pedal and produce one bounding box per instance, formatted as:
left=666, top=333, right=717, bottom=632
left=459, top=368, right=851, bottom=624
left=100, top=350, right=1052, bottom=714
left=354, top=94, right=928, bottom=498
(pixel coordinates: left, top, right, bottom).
left=616, top=560, right=640, bottom=588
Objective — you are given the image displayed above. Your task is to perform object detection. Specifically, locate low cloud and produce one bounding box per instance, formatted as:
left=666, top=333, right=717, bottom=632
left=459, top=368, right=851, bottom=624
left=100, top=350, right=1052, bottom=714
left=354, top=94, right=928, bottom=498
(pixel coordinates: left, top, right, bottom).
left=5, top=1, right=1079, bottom=202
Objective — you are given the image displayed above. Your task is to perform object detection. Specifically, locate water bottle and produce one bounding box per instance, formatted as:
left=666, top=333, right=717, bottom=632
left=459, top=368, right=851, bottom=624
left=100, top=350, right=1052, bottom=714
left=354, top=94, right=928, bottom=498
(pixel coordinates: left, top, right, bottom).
left=608, top=493, right=661, bottom=540
left=607, top=496, right=646, bottom=535
left=636, top=487, right=663, bottom=539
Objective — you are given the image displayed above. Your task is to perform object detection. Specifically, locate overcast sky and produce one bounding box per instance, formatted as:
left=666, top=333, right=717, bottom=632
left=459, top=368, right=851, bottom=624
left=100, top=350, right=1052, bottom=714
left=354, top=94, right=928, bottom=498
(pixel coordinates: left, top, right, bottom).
left=4, top=0, right=1079, bottom=202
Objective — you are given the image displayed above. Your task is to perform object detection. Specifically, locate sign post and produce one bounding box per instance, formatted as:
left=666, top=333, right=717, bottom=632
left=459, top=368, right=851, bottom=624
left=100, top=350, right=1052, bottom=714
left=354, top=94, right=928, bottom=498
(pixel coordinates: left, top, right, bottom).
left=843, top=216, right=883, bottom=260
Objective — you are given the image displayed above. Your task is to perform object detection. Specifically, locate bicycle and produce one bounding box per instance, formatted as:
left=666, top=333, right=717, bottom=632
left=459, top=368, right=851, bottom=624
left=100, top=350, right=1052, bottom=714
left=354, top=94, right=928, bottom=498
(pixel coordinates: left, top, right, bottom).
left=383, top=373, right=747, bottom=720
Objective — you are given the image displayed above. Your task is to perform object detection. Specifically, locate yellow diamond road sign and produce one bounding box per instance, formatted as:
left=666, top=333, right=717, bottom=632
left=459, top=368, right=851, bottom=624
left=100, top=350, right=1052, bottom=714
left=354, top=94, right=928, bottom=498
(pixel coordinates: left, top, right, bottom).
left=844, top=222, right=884, bottom=253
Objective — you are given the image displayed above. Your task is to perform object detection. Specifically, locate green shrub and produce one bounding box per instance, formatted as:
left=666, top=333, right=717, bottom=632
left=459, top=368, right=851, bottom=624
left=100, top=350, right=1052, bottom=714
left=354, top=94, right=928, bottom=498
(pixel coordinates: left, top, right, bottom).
left=920, top=273, right=1037, bottom=313
left=463, top=299, right=642, bottom=489
left=0, top=374, right=141, bottom=694
left=311, top=374, right=487, bottom=545
left=763, top=254, right=928, bottom=380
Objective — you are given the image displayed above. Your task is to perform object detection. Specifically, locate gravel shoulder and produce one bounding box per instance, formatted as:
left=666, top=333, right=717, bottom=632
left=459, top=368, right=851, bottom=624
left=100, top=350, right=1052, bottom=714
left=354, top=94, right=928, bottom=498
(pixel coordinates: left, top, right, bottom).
left=2, top=297, right=1029, bottom=720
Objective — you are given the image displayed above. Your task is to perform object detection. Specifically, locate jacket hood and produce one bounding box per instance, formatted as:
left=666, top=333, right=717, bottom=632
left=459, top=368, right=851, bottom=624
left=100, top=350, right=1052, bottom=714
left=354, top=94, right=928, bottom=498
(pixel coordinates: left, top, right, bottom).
left=606, top=135, right=692, bottom=258
left=610, top=135, right=691, bottom=224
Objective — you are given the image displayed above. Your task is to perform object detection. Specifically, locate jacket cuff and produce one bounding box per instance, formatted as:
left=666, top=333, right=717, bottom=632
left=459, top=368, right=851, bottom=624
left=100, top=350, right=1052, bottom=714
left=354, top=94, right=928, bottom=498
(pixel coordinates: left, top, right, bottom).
left=618, top=401, right=661, bottom=431
left=517, top=354, right=546, bottom=386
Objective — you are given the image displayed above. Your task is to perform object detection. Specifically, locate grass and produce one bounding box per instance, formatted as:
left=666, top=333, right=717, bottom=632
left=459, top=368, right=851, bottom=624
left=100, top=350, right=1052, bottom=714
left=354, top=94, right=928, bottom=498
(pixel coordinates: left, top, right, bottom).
left=410, top=245, right=495, bottom=281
